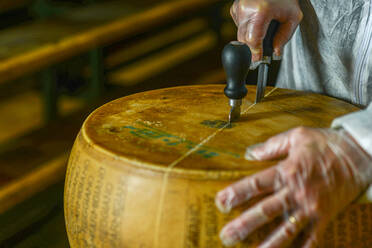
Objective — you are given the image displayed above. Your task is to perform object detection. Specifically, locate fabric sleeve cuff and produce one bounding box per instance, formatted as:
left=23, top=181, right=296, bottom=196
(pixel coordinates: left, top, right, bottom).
left=331, top=105, right=372, bottom=157
left=332, top=104, right=372, bottom=203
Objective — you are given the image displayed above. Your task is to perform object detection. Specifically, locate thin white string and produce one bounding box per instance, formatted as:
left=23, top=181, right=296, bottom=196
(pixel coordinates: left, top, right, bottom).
left=152, top=87, right=278, bottom=247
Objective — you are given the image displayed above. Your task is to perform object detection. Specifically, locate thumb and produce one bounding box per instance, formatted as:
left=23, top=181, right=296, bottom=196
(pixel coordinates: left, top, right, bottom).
left=245, top=131, right=293, bottom=161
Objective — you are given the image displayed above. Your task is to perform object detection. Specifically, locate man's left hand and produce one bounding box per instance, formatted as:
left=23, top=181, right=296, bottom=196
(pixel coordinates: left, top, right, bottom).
left=215, top=127, right=372, bottom=247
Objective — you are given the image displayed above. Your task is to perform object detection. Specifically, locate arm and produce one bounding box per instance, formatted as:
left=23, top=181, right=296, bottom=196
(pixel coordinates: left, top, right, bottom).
left=216, top=127, right=372, bottom=247
left=332, top=104, right=372, bottom=202
left=332, top=104, right=372, bottom=156
left=217, top=2, right=372, bottom=246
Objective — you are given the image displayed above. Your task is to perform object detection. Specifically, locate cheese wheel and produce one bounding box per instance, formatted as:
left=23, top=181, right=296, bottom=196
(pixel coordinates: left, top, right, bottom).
left=64, top=85, right=371, bottom=247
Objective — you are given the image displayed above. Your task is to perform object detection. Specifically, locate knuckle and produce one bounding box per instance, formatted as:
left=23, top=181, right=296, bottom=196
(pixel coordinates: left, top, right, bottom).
left=294, top=10, right=304, bottom=23
left=246, top=37, right=261, bottom=48
left=298, top=10, right=304, bottom=21
left=239, top=0, right=271, bottom=16
left=293, top=126, right=309, bottom=136
left=260, top=204, right=272, bottom=218
left=256, top=1, right=271, bottom=13
left=250, top=177, right=262, bottom=192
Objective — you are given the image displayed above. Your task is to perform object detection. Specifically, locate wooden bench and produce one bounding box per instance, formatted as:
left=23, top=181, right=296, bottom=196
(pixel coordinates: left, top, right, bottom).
left=0, top=0, right=220, bottom=82
left=0, top=0, right=223, bottom=121
left=0, top=109, right=83, bottom=214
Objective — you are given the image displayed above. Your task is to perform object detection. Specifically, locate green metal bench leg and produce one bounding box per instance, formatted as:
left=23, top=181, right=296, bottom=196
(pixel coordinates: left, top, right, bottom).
left=42, top=67, right=59, bottom=122
left=88, top=48, right=104, bottom=102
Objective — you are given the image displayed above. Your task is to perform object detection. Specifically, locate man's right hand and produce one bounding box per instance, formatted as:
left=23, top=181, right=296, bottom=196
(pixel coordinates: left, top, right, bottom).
left=230, top=0, right=303, bottom=62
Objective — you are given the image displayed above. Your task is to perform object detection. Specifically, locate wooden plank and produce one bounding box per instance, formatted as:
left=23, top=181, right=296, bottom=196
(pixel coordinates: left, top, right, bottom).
left=105, top=18, right=209, bottom=68
left=109, top=31, right=217, bottom=85
left=0, top=0, right=221, bottom=84
left=0, top=1, right=148, bottom=62
left=0, top=154, right=68, bottom=214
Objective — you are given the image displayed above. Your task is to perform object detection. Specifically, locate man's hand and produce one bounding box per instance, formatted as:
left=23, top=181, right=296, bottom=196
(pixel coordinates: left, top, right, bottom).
left=215, top=127, right=372, bottom=247
left=230, top=0, right=303, bottom=61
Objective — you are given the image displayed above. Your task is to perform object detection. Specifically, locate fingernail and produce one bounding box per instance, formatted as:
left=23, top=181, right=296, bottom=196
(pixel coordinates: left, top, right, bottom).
left=215, top=192, right=232, bottom=214
left=220, top=226, right=240, bottom=247
left=215, top=189, right=233, bottom=214
left=215, top=196, right=229, bottom=214
left=245, top=149, right=257, bottom=161
left=245, top=143, right=263, bottom=161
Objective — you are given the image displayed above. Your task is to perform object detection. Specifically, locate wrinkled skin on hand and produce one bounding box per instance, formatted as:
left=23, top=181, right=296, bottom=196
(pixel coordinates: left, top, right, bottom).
left=215, top=127, right=372, bottom=247
left=230, top=0, right=303, bottom=61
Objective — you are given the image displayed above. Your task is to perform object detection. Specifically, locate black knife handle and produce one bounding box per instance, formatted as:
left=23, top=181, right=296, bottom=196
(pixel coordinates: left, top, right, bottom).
left=222, top=41, right=252, bottom=99
left=263, top=20, right=280, bottom=57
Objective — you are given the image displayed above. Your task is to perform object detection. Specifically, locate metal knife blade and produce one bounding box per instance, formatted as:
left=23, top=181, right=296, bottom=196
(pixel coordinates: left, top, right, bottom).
left=228, top=106, right=241, bottom=124
left=255, top=63, right=269, bottom=103
left=228, top=99, right=242, bottom=124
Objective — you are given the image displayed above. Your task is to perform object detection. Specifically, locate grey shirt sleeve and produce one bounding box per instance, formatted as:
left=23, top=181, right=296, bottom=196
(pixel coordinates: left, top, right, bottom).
left=331, top=104, right=372, bottom=202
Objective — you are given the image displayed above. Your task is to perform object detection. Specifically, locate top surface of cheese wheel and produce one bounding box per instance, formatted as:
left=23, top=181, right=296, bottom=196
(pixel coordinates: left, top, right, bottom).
left=83, top=85, right=358, bottom=176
